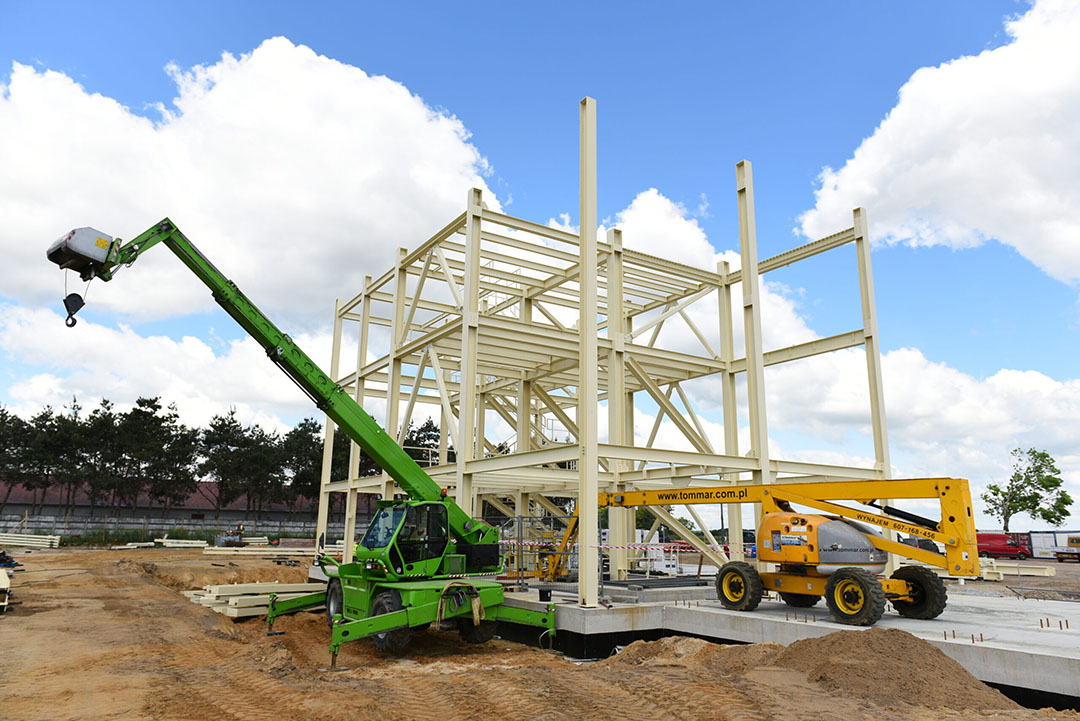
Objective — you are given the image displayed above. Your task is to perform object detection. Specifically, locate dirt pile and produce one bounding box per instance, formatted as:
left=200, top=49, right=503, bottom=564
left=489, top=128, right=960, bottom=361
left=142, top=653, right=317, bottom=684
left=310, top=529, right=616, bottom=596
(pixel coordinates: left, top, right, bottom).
left=600, top=635, right=785, bottom=676
left=119, top=556, right=309, bottom=589
left=775, top=627, right=1018, bottom=710
left=604, top=628, right=1018, bottom=711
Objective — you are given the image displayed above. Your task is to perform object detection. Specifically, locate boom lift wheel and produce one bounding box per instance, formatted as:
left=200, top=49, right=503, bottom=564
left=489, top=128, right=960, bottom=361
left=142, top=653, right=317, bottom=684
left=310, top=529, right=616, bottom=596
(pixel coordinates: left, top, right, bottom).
left=370, top=590, right=412, bottom=653
left=325, top=579, right=343, bottom=628
left=715, top=561, right=763, bottom=611
left=779, top=592, right=820, bottom=608
left=889, top=566, right=947, bottom=619
left=824, top=567, right=885, bottom=626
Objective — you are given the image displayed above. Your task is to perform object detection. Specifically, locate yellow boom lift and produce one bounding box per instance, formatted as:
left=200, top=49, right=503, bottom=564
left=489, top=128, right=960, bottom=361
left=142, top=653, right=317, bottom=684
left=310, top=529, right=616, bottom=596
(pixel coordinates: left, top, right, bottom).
left=600, top=477, right=979, bottom=626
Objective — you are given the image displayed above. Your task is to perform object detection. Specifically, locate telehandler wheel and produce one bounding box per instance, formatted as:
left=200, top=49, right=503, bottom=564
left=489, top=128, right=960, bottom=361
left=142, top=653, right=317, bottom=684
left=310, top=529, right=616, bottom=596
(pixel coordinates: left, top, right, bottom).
left=325, top=579, right=343, bottom=628
left=824, top=568, right=885, bottom=626
left=370, top=590, right=412, bottom=653
left=779, top=592, right=820, bottom=608
left=715, top=561, right=763, bottom=611
left=458, top=618, right=497, bottom=644
left=890, top=566, right=948, bottom=619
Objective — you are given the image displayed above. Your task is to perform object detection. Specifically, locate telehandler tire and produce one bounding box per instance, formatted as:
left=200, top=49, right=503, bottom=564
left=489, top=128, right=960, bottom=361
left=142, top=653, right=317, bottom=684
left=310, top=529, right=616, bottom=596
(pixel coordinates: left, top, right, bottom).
left=370, top=590, right=412, bottom=653
left=715, top=561, right=763, bottom=611
left=890, top=565, right=947, bottom=619
left=458, top=618, right=497, bottom=644
left=325, top=579, right=343, bottom=628
left=824, top=567, right=885, bottom=626
left=779, top=592, right=820, bottom=608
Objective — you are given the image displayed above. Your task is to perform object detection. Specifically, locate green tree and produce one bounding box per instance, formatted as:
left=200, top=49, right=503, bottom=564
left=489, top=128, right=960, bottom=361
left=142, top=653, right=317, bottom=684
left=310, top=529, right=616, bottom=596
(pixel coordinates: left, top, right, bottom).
left=237, top=423, right=284, bottom=519
left=145, top=402, right=198, bottom=516
left=24, top=407, right=62, bottom=515
left=281, top=417, right=323, bottom=514
left=83, top=400, right=123, bottom=515
left=982, top=448, right=1073, bottom=531
left=198, top=409, right=247, bottom=518
left=52, top=397, right=88, bottom=516
left=0, top=406, right=32, bottom=515
left=113, top=397, right=180, bottom=513
left=403, top=418, right=440, bottom=466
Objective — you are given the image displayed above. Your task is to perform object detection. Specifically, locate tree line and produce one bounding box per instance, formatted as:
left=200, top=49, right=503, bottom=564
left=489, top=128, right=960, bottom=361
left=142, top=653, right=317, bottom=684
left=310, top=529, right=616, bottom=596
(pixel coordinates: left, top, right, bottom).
left=0, top=398, right=440, bottom=520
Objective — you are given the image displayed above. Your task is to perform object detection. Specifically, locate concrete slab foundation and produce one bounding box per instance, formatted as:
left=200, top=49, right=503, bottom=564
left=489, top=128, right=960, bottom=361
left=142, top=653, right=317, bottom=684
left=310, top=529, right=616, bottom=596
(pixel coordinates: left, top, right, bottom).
left=503, top=590, right=1080, bottom=698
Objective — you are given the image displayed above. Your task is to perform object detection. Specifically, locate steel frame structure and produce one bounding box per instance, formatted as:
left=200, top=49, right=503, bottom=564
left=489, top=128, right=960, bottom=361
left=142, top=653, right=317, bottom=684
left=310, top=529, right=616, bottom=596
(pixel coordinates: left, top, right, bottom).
left=314, top=98, right=892, bottom=607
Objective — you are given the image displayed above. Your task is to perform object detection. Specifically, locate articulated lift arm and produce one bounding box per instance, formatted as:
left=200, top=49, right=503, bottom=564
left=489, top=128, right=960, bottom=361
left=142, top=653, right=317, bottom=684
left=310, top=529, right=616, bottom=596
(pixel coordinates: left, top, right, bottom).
left=600, top=477, right=980, bottom=577
left=50, top=218, right=496, bottom=547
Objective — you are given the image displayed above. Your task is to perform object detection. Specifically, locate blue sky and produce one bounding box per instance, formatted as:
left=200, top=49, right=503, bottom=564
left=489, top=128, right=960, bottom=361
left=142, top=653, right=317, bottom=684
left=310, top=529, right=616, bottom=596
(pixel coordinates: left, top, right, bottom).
left=2, top=0, right=1078, bottom=529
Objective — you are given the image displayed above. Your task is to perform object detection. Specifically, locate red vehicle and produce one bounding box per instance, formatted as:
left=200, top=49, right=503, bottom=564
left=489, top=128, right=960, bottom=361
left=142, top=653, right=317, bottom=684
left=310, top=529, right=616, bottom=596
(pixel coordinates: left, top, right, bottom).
left=976, top=532, right=1031, bottom=560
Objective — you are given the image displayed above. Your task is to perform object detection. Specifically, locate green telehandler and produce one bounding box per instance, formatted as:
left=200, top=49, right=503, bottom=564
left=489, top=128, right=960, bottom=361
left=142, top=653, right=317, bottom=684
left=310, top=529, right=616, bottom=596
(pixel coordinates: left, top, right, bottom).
left=47, top=219, right=555, bottom=668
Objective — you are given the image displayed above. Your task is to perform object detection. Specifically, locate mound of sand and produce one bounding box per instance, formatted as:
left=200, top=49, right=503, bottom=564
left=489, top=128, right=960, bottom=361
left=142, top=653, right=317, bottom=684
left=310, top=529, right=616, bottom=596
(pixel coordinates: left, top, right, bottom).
left=602, top=628, right=1018, bottom=711
left=774, top=627, right=1016, bottom=710
left=119, top=558, right=308, bottom=590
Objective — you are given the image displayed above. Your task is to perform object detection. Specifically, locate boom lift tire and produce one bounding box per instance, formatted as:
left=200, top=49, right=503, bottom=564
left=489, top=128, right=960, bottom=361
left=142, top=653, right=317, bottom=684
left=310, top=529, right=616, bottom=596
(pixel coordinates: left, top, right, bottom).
left=325, top=579, right=343, bottom=628
left=716, top=561, right=763, bottom=611
left=889, top=566, right=947, bottom=620
left=824, top=567, right=885, bottom=626
left=370, top=590, right=412, bottom=653
left=779, top=592, right=820, bottom=608
left=457, top=618, right=497, bottom=644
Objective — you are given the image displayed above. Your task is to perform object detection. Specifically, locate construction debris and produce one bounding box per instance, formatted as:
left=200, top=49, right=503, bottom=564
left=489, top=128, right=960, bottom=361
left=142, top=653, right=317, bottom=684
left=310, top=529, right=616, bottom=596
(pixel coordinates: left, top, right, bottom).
left=899, top=558, right=1055, bottom=581
left=203, top=540, right=345, bottom=557
left=0, top=532, right=60, bottom=548
left=0, top=569, right=10, bottom=613
left=110, top=542, right=157, bottom=550
left=184, top=581, right=325, bottom=618
left=154, top=537, right=209, bottom=548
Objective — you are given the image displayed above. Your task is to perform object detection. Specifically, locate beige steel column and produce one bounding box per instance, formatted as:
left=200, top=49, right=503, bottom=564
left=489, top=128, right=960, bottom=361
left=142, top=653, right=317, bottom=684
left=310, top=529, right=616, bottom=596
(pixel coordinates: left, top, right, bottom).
left=315, top=298, right=345, bottom=554
left=853, top=208, right=891, bottom=478
left=517, top=298, right=533, bottom=454
left=606, top=227, right=630, bottom=580
left=476, top=392, right=487, bottom=460
left=578, top=97, right=600, bottom=607
left=854, top=207, right=897, bottom=569
left=439, top=384, right=449, bottom=465
left=736, top=161, right=772, bottom=571
left=736, top=161, right=771, bottom=486
left=456, top=188, right=483, bottom=516
left=717, top=259, right=743, bottom=560
left=382, top=248, right=408, bottom=503
left=342, top=276, right=373, bottom=564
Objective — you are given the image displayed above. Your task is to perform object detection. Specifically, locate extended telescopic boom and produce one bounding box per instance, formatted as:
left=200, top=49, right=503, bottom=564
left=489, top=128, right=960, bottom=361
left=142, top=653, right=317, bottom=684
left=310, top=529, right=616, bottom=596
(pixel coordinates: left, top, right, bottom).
left=47, top=218, right=496, bottom=546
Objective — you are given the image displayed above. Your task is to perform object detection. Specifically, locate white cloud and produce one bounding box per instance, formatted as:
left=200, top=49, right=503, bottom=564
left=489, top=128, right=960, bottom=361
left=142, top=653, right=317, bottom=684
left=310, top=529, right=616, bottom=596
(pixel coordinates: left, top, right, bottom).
left=0, top=303, right=333, bottom=432
left=612, top=188, right=716, bottom=269
left=798, top=0, right=1080, bottom=283
left=756, top=346, right=1080, bottom=526
left=0, top=37, right=498, bottom=325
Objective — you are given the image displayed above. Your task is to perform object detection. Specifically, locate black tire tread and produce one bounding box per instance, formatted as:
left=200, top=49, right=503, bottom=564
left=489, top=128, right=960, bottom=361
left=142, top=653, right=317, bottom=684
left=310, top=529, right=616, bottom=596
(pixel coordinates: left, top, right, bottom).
left=325, top=578, right=343, bottom=628
left=779, top=592, right=821, bottom=608
left=370, top=590, right=411, bottom=653
left=458, top=618, right=497, bottom=644
left=824, top=567, right=886, bottom=626
left=890, top=565, right=948, bottom=620
left=715, top=561, right=764, bottom=611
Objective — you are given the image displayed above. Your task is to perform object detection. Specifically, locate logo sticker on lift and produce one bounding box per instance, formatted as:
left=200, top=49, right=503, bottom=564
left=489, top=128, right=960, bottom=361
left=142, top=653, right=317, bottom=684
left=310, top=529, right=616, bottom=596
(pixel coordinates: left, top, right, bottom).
left=95, top=237, right=110, bottom=249
left=780, top=534, right=807, bottom=546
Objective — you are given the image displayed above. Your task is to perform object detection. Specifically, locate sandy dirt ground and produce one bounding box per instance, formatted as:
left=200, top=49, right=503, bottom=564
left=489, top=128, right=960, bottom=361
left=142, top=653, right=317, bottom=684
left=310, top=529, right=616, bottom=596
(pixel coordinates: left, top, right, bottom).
left=1, top=548, right=1077, bottom=721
